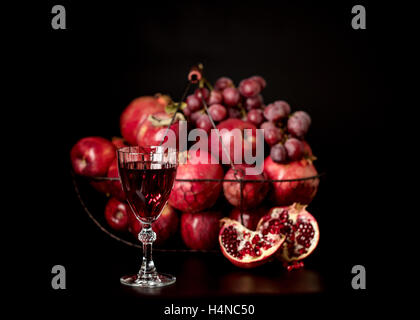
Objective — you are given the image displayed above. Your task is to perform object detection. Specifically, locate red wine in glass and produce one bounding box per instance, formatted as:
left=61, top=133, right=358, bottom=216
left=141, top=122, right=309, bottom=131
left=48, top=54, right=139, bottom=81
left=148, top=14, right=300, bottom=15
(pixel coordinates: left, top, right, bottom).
left=119, top=162, right=177, bottom=222
left=117, top=146, right=178, bottom=287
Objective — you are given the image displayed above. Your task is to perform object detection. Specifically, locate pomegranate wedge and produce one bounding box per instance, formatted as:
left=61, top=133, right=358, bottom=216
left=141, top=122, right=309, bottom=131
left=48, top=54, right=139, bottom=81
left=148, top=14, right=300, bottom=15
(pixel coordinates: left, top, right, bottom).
left=219, top=218, right=286, bottom=268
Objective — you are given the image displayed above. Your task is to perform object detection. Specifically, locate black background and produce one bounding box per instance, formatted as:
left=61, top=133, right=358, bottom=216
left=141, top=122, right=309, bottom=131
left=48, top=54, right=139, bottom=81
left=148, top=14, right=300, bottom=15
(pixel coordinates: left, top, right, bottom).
left=16, top=0, right=404, bottom=315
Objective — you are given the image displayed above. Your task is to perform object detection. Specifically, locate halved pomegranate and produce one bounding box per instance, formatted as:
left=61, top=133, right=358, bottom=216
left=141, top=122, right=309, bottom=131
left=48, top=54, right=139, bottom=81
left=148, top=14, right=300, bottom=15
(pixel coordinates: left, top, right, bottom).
left=256, top=203, right=319, bottom=264
left=219, top=218, right=286, bottom=268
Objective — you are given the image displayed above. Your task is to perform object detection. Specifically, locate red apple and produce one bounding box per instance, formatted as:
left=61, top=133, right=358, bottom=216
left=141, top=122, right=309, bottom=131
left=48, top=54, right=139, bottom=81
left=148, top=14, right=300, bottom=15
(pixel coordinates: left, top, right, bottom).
left=180, top=210, right=223, bottom=250
left=70, top=137, right=116, bottom=177
left=104, top=197, right=130, bottom=231
left=128, top=205, right=179, bottom=246
left=120, top=96, right=168, bottom=145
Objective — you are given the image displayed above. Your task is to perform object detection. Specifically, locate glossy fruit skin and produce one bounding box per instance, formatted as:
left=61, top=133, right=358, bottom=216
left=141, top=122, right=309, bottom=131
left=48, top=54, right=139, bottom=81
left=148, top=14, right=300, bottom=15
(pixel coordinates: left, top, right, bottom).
left=196, top=114, right=212, bottom=133
left=222, top=87, right=241, bottom=107
left=208, top=104, right=227, bottom=122
left=244, top=94, right=263, bottom=111
left=194, top=88, right=210, bottom=101
left=284, top=138, right=304, bottom=161
left=270, top=143, right=288, bottom=163
left=287, top=111, right=311, bottom=138
left=209, top=119, right=258, bottom=165
left=104, top=197, right=130, bottom=231
left=256, top=204, right=320, bottom=262
left=218, top=218, right=285, bottom=268
left=169, top=150, right=224, bottom=213
left=260, top=121, right=276, bottom=131
left=106, top=158, right=125, bottom=201
left=208, top=90, right=223, bottom=105
left=264, top=101, right=291, bottom=122
left=238, top=78, right=261, bottom=97
left=120, top=96, right=167, bottom=145
left=111, top=137, right=128, bottom=149
left=264, top=127, right=283, bottom=146
left=229, top=206, right=269, bottom=230
left=128, top=204, right=179, bottom=246
left=214, top=77, right=234, bottom=91
left=264, top=156, right=319, bottom=206
left=249, top=75, right=266, bottom=89
left=136, top=112, right=180, bottom=148
left=71, top=137, right=116, bottom=177
left=180, top=210, right=222, bottom=250
left=190, top=111, right=203, bottom=124
left=247, top=109, right=264, bottom=126
left=223, top=164, right=269, bottom=209
left=186, top=94, right=202, bottom=112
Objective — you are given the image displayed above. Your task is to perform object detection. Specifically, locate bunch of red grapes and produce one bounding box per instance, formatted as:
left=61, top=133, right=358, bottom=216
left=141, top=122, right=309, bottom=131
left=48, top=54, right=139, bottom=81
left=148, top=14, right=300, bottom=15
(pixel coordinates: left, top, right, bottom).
left=184, top=75, right=312, bottom=164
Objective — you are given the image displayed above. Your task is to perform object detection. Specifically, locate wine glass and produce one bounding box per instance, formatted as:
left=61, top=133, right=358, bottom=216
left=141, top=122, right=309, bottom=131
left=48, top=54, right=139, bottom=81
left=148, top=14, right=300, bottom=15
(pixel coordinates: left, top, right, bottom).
left=117, top=146, right=178, bottom=287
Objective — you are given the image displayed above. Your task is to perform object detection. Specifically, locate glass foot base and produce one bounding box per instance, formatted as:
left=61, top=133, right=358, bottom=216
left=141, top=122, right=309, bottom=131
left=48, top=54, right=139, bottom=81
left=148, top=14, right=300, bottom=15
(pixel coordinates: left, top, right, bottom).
left=120, top=273, right=176, bottom=287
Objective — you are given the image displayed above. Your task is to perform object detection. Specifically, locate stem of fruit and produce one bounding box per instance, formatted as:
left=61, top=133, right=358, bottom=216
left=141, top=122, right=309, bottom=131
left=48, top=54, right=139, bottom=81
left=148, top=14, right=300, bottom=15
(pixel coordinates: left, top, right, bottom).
left=138, top=223, right=157, bottom=278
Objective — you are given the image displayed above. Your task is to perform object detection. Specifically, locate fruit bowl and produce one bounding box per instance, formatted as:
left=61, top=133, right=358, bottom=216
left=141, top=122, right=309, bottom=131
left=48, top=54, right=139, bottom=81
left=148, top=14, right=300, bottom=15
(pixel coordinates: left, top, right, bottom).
left=70, top=64, right=324, bottom=267
left=71, top=168, right=322, bottom=252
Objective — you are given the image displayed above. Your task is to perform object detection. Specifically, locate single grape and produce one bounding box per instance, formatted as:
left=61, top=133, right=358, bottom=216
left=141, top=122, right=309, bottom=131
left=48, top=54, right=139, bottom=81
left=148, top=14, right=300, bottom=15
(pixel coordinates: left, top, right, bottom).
left=287, top=111, right=311, bottom=138
left=263, top=100, right=291, bottom=121
left=228, top=107, right=242, bottom=119
left=238, top=78, right=261, bottom=97
left=208, top=104, right=227, bottom=122
left=208, top=90, right=223, bottom=105
left=244, top=94, right=263, bottom=110
left=223, top=87, right=241, bottom=107
left=249, top=75, right=266, bottom=90
left=247, top=109, right=264, bottom=126
left=284, top=138, right=304, bottom=161
left=194, top=88, right=210, bottom=102
left=196, top=114, right=213, bottom=132
left=214, top=77, right=234, bottom=91
left=190, top=110, right=203, bottom=124
left=260, top=121, right=276, bottom=131
left=264, top=127, right=283, bottom=146
left=270, top=143, right=288, bottom=163
left=294, top=111, right=311, bottom=125
left=186, top=94, right=202, bottom=112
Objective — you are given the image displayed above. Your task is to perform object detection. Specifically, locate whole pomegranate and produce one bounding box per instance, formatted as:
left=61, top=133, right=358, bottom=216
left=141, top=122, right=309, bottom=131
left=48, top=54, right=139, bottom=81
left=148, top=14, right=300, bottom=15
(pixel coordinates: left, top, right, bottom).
left=104, top=197, right=130, bottom=231
left=180, top=210, right=222, bottom=250
left=223, top=164, right=269, bottom=209
left=219, top=218, right=286, bottom=268
left=128, top=204, right=179, bottom=246
left=229, top=206, right=269, bottom=230
left=120, top=95, right=168, bottom=145
left=209, top=119, right=259, bottom=165
left=136, top=112, right=183, bottom=149
left=71, top=137, right=115, bottom=177
left=256, top=204, right=319, bottom=263
left=264, top=156, right=319, bottom=206
left=169, top=150, right=224, bottom=213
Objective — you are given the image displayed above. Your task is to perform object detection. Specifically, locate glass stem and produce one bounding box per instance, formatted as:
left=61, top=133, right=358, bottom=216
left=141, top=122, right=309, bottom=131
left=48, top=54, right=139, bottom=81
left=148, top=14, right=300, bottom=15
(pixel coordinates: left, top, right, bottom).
left=138, top=223, right=157, bottom=278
